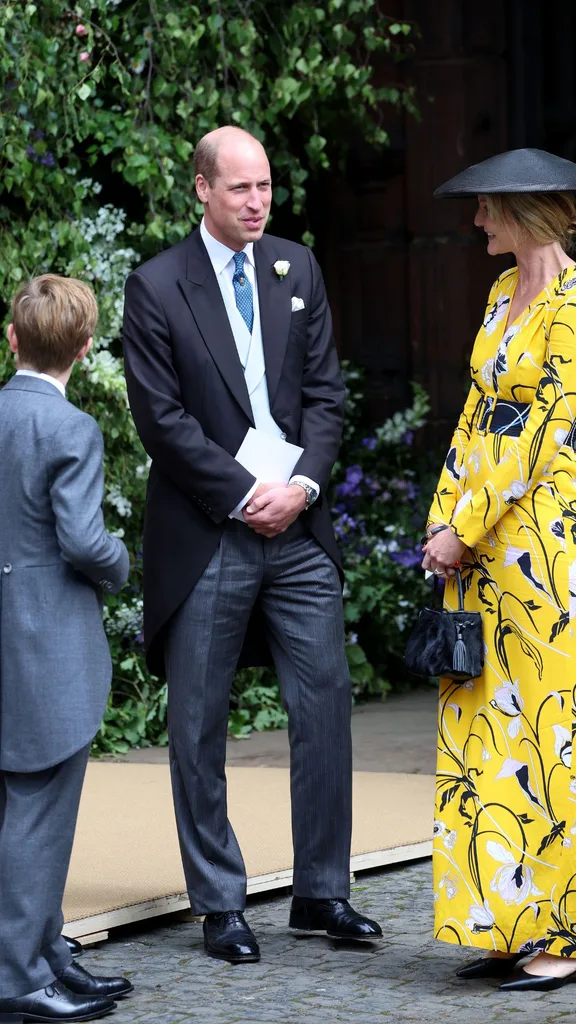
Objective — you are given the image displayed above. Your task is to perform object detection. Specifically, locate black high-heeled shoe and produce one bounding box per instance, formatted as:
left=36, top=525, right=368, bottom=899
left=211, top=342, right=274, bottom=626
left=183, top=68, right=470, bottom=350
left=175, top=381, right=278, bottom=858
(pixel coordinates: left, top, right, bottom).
left=456, top=953, right=524, bottom=979
left=500, top=966, right=576, bottom=991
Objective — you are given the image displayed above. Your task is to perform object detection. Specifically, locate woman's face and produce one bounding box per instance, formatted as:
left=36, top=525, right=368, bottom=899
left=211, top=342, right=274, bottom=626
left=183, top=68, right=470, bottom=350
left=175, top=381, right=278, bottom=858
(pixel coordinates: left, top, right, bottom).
left=474, top=194, right=517, bottom=255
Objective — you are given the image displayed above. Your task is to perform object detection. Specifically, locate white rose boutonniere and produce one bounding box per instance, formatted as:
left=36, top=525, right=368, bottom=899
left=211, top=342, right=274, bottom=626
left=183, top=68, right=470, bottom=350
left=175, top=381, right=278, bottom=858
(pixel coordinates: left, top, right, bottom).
left=273, top=260, right=290, bottom=280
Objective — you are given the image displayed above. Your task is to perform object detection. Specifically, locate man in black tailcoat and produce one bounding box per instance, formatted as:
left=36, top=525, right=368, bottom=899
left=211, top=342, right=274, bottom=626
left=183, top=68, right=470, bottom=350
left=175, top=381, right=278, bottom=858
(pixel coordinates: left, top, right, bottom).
left=122, top=126, right=382, bottom=963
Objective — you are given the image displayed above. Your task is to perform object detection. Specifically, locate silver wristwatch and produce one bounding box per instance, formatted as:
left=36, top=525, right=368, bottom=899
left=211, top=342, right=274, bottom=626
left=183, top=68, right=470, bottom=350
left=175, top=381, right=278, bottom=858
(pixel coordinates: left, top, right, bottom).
left=292, top=481, right=318, bottom=509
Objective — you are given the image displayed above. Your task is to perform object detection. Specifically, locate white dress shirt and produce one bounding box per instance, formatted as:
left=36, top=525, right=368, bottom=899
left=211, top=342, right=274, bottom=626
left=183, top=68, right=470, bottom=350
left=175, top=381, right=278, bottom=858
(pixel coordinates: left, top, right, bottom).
left=200, top=219, right=319, bottom=517
left=15, top=369, right=66, bottom=397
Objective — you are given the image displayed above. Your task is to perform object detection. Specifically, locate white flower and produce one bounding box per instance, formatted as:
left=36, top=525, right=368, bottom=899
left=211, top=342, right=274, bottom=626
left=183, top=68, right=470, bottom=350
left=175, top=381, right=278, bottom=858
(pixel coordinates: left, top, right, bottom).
left=131, top=57, right=145, bottom=74
left=483, top=294, right=509, bottom=335
left=502, top=480, right=527, bottom=504
left=481, top=358, right=495, bottom=386
left=555, top=428, right=569, bottom=446
left=553, top=724, right=572, bottom=768
left=433, top=820, right=447, bottom=837
left=492, top=679, right=523, bottom=717
left=563, top=837, right=572, bottom=848
left=495, top=758, right=527, bottom=780
left=104, top=598, right=143, bottom=637
left=570, top=778, right=576, bottom=796
left=465, top=899, right=495, bottom=932
left=106, top=485, right=133, bottom=519
left=503, top=546, right=528, bottom=569
left=482, top=747, right=492, bottom=761
left=487, top=843, right=535, bottom=905
left=438, top=871, right=459, bottom=900
left=508, top=717, right=522, bottom=739
left=490, top=863, right=535, bottom=905
left=486, top=840, right=515, bottom=864
left=273, top=260, right=290, bottom=279
left=135, top=459, right=152, bottom=479
left=444, top=830, right=457, bottom=851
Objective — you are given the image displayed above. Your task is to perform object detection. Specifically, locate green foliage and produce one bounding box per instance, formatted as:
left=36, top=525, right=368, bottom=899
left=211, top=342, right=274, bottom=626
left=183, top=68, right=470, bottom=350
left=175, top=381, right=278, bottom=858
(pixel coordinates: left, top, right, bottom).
left=0, top=0, right=416, bottom=258
left=0, top=0, right=421, bottom=752
left=332, top=367, right=436, bottom=686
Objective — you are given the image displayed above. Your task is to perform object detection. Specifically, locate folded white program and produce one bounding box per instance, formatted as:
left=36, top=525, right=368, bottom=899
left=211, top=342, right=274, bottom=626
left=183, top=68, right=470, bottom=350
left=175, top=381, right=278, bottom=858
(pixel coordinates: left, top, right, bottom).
left=231, top=428, right=304, bottom=521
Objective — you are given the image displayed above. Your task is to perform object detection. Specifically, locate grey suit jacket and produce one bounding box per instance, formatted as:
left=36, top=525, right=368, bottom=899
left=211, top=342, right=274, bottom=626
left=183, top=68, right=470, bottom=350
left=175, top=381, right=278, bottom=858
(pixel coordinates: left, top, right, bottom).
left=0, top=375, right=129, bottom=772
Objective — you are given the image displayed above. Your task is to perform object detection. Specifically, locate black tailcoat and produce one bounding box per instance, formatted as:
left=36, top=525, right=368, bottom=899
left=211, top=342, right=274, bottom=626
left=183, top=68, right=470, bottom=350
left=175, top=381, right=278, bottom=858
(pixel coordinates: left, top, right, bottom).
left=122, top=228, right=345, bottom=677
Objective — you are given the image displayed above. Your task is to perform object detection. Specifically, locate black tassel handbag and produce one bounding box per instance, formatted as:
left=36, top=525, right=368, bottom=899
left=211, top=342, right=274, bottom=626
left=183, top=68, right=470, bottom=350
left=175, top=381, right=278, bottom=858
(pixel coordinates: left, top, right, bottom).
left=404, top=568, right=484, bottom=680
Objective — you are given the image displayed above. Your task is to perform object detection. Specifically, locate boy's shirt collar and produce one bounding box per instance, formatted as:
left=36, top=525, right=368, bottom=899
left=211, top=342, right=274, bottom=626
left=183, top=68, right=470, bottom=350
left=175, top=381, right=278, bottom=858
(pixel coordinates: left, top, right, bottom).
left=15, top=369, right=66, bottom=398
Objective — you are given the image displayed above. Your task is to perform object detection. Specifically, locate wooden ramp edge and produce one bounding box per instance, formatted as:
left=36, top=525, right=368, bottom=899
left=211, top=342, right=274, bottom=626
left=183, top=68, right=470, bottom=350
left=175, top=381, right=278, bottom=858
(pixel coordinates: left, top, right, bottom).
left=64, top=763, right=434, bottom=943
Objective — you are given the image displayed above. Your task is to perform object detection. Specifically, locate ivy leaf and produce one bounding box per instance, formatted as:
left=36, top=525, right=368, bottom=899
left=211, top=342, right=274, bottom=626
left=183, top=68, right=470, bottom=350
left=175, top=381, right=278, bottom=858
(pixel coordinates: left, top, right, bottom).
left=77, top=83, right=92, bottom=102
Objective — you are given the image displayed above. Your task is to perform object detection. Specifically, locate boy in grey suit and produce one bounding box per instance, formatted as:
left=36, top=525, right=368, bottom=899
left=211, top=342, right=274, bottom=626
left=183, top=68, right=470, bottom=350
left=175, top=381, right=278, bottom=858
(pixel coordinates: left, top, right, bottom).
left=0, top=276, right=131, bottom=1022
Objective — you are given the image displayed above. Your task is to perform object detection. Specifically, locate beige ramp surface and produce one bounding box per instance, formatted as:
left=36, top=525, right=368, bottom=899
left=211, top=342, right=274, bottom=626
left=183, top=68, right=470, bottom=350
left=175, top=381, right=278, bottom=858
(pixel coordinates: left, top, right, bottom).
left=64, top=763, right=434, bottom=926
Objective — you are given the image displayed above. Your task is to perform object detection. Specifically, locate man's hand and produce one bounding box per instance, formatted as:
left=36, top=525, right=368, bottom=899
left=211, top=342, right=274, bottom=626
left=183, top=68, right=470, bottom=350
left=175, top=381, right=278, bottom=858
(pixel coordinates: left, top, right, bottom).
left=243, top=483, right=306, bottom=537
left=422, top=528, right=466, bottom=578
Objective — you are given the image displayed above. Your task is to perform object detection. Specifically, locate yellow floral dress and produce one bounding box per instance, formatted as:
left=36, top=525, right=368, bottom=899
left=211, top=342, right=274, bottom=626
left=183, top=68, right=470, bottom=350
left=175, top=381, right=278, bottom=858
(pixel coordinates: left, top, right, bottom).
left=428, top=264, right=576, bottom=956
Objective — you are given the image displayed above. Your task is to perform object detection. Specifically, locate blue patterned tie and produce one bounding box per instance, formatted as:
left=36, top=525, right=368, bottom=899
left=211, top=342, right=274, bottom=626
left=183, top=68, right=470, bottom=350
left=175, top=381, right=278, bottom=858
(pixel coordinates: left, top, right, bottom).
left=232, top=251, right=254, bottom=335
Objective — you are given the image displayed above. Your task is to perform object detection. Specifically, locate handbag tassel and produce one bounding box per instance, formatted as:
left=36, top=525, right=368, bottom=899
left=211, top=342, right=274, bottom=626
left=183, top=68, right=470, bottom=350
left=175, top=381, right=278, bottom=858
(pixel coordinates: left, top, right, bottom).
left=452, top=628, right=468, bottom=674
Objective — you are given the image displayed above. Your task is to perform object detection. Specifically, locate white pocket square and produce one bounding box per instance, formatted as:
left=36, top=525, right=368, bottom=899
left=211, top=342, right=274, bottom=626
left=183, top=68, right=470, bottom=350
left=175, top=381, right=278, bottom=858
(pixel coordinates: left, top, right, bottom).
left=291, top=296, right=305, bottom=312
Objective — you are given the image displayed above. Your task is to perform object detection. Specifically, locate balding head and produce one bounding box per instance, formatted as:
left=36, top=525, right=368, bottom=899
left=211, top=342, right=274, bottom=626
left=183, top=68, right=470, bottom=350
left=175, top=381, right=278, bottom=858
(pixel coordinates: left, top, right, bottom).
left=194, top=126, right=272, bottom=250
left=194, top=126, right=265, bottom=186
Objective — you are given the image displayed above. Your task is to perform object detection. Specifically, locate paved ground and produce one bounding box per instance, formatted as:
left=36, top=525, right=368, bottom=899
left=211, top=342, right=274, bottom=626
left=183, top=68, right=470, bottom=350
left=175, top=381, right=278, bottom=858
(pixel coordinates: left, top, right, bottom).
left=115, top=689, right=439, bottom=775
left=87, top=691, right=573, bottom=1022
left=85, top=859, right=573, bottom=1024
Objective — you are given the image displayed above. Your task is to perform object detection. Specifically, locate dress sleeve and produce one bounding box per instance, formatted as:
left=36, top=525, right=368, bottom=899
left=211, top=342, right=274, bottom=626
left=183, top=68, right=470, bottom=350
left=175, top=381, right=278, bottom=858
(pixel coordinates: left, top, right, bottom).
left=452, top=294, right=576, bottom=548
left=427, top=383, right=482, bottom=529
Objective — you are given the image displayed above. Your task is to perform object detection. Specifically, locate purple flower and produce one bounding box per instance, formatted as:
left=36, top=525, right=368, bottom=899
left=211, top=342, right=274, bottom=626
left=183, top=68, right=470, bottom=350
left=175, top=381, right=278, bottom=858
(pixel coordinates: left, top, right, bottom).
left=354, top=544, right=372, bottom=557
left=25, top=145, right=37, bottom=160
left=41, top=152, right=55, bottom=167
left=336, top=464, right=363, bottom=499
left=390, top=545, right=422, bottom=569
left=334, top=512, right=358, bottom=539
left=31, top=128, right=45, bottom=140
left=134, top=632, right=145, bottom=646
left=401, top=430, right=414, bottom=446
left=362, top=437, right=377, bottom=450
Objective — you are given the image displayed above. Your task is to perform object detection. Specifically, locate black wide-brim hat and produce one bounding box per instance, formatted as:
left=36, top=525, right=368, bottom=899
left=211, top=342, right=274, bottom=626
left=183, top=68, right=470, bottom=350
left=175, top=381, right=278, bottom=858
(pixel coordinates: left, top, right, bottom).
left=435, top=148, right=576, bottom=198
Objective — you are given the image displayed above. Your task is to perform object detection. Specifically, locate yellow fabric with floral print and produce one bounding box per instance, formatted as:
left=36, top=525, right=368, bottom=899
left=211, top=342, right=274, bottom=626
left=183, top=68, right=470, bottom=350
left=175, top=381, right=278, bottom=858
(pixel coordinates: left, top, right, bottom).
left=429, top=265, right=576, bottom=956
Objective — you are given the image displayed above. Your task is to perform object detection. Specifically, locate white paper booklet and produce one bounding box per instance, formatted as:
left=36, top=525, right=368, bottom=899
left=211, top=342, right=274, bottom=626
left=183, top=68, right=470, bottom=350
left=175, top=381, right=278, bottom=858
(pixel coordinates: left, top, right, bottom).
left=231, top=427, right=304, bottom=521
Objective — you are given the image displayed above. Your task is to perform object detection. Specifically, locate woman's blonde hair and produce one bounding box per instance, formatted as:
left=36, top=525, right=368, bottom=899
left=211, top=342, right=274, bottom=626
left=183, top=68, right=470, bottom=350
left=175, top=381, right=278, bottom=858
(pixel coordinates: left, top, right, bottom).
left=11, top=274, right=98, bottom=373
left=485, top=191, right=576, bottom=250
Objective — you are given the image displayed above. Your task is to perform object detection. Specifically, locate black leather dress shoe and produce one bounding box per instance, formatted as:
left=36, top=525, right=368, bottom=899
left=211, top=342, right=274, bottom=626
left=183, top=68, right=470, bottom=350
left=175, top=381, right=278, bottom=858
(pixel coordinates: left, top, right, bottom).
left=63, top=938, right=84, bottom=960
left=289, top=897, right=382, bottom=939
left=203, top=911, right=260, bottom=963
left=0, top=980, right=115, bottom=1022
left=500, top=966, right=576, bottom=991
left=58, top=962, right=133, bottom=999
left=456, top=953, right=524, bottom=979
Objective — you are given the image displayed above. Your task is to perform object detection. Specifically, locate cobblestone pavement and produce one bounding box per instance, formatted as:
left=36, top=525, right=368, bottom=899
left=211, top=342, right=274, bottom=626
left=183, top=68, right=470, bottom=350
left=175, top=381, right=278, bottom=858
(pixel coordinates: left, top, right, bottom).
left=84, top=859, right=573, bottom=1024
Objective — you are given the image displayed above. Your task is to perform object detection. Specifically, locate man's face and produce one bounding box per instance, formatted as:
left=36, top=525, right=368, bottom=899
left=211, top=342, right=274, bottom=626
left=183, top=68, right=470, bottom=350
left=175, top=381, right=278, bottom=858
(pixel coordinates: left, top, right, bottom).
left=196, top=139, right=272, bottom=250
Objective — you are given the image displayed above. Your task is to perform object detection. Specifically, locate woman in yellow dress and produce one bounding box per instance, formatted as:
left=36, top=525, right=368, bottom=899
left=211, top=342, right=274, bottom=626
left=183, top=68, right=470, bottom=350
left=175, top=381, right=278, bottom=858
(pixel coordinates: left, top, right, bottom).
left=423, top=149, right=576, bottom=992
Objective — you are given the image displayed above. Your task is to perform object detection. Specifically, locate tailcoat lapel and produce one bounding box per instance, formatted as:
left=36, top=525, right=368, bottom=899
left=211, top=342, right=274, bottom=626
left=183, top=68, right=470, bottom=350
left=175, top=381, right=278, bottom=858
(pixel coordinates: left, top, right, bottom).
left=178, top=230, right=254, bottom=424
left=254, top=238, right=292, bottom=409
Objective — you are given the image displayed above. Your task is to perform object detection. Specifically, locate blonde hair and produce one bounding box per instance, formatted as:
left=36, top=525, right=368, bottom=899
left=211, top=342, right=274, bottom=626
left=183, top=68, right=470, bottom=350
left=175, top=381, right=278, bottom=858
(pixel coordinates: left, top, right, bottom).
left=11, top=274, right=98, bottom=373
left=485, top=191, right=576, bottom=249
